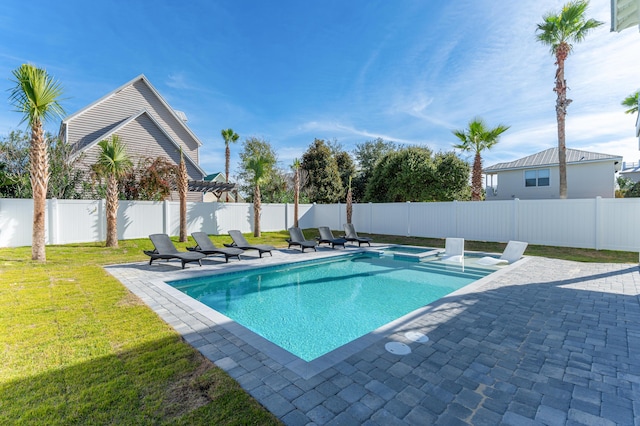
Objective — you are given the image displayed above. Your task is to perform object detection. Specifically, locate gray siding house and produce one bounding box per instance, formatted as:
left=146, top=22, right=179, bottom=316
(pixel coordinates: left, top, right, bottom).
left=59, top=75, right=207, bottom=201
left=483, top=148, right=622, bottom=200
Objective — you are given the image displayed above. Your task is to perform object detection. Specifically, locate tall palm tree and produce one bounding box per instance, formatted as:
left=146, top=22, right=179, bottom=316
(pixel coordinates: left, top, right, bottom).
left=622, top=90, right=639, bottom=115
left=346, top=175, right=353, bottom=224
left=177, top=149, right=188, bottom=242
left=246, top=155, right=270, bottom=237
left=9, top=64, right=65, bottom=261
left=453, top=118, right=509, bottom=201
left=221, top=128, right=239, bottom=201
left=536, top=0, right=602, bottom=199
left=95, top=135, right=132, bottom=248
left=292, top=158, right=301, bottom=228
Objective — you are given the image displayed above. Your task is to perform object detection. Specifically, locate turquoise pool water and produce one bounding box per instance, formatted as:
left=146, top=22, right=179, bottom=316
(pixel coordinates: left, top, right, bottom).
left=169, top=252, right=495, bottom=361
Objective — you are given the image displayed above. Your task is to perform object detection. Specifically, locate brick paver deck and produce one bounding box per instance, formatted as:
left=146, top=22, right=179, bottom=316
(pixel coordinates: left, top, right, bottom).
left=106, top=247, right=640, bottom=425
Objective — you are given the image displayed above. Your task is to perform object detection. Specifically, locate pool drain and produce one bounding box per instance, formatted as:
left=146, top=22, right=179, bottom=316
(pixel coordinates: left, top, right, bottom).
left=405, top=331, right=429, bottom=343
left=385, top=342, right=411, bottom=355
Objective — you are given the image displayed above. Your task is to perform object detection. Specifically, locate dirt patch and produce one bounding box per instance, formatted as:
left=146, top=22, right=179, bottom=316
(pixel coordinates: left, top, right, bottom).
left=160, top=355, right=216, bottom=419
left=116, top=292, right=145, bottom=307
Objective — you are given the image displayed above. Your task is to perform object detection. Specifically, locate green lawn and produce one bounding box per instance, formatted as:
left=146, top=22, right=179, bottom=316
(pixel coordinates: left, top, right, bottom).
left=0, top=231, right=635, bottom=424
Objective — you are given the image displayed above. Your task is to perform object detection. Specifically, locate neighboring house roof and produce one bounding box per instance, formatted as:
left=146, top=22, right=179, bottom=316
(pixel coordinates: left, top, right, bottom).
left=60, top=74, right=206, bottom=179
left=67, top=109, right=206, bottom=177
left=61, top=74, right=202, bottom=147
left=484, top=148, right=622, bottom=173
left=204, top=172, right=225, bottom=182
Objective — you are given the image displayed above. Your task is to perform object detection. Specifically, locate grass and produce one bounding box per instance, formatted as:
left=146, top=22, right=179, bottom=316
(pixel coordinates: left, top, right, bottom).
left=0, top=230, right=635, bottom=424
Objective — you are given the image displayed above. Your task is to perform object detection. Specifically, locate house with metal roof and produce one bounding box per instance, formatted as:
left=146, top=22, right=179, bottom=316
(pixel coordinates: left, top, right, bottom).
left=60, top=74, right=216, bottom=201
left=483, top=148, right=622, bottom=200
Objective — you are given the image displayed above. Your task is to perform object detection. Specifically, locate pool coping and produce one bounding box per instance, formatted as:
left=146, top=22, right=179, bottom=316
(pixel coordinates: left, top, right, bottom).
left=106, top=245, right=527, bottom=379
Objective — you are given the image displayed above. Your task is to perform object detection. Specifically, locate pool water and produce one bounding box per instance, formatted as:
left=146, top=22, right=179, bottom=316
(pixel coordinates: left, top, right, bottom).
left=169, top=252, right=495, bottom=361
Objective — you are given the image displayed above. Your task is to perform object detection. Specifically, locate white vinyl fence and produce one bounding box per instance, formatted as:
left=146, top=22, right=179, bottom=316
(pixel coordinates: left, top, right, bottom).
left=1, top=197, right=639, bottom=252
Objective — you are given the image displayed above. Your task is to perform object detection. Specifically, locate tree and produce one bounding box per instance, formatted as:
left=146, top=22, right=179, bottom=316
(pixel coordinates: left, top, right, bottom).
left=177, top=149, right=188, bottom=242
left=238, top=137, right=277, bottom=199
left=0, top=130, right=31, bottom=198
left=352, top=138, right=396, bottom=202
left=119, top=157, right=177, bottom=201
left=94, top=135, right=132, bottom=247
left=536, top=0, right=603, bottom=199
left=328, top=140, right=356, bottom=191
left=9, top=64, right=65, bottom=261
left=246, top=155, right=273, bottom=237
left=221, top=128, right=239, bottom=201
left=292, top=158, right=301, bottom=228
left=47, top=137, right=86, bottom=199
left=301, top=139, right=343, bottom=203
left=622, top=90, right=639, bottom=115
left=452, top=117, right=509, bottom=201
left=364, top=147, right=470, bottom=202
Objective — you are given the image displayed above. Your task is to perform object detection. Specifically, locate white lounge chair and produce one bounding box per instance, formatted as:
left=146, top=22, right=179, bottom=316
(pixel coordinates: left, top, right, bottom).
left=476, top=241, right=528, bottom=266
left=439, top=237, right=464, bottom=263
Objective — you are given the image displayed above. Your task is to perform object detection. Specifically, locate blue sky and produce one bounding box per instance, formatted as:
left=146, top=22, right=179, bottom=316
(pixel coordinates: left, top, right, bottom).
left=1, top=0, right=638, bottom=178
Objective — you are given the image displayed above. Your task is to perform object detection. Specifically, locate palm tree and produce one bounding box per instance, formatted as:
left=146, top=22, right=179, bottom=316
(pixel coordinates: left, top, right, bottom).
left=177, top=149, right=188, bottom=242
left=622, top=90, right=639, bottom=115
left=292, top=158, right=301, bottom=228
left=9, top=64, right=65, bottom=261
left=453, top=118, right=509, bottom=201
left=536, top=0, right=602, bottom=199
left=346, top=175, right=353, bottom=224
left=221, top=128, right=239, bottom=201
left=95, top=135, right=132, bottom=247
left=246, top=155, right=271, bottom=237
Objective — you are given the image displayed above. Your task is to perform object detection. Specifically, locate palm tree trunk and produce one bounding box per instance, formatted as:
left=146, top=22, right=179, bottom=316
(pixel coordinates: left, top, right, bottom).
left=30, top=122, right=48, bottom=261
left=253, top=184, right=261, bottom=237
left=346, top=186, right=353, bottom=223
left=554, top=44, right=571, bottom=199
left=472, top=152, right=483, bottom=201
left=178, top=156, right=188, bottom=242
left=293, top=169, right=299, bottom=228
left=105, top=174, right=119, bottom=247
left=225, top=145, right=230, bottom=202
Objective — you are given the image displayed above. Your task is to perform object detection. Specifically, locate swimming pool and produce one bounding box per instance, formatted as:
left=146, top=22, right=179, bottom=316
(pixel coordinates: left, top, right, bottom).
left=169, top=251, right=496, bottom=361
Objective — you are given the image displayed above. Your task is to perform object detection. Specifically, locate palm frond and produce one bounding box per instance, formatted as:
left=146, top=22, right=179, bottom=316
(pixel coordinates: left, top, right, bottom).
left=8, top=64, right=65, bottom=127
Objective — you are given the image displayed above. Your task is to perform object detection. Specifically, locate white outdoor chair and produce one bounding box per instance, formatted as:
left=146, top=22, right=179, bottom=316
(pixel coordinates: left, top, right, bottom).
left=476, top=241, right=528, bottom=266
left=439, top=237, right=464, bottom=263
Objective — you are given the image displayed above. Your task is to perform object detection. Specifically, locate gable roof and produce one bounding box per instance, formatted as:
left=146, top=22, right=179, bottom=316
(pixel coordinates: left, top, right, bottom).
left=61, top=74, right=202, bottom=147
left=68, top=109, right=206, bottom=177
left=484, top=148, right=622, bottom=173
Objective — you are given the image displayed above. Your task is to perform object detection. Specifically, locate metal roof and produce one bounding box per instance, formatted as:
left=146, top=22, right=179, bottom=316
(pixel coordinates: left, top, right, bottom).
left=483, top=148, right=622, bottom=173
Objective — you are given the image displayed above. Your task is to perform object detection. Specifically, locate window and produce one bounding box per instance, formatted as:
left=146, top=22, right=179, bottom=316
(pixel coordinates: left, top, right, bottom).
left=525, top=169, right=550, bottom=187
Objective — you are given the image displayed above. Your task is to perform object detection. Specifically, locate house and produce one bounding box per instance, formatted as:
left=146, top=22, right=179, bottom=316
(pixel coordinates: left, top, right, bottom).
left=483, top=148, right=622, bottom=200
left=202, top=172, right=245, bottom=202
left=60, top=74, right=231, bottom=201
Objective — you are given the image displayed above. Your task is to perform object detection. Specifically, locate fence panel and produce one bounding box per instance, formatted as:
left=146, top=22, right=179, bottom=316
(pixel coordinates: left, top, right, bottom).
left=517, top=199, right=596, bottom=248
left=2, top=197, right=640, bottom=252
left=598, top=198, right=640, bottom=251
left=0, top=198, right=34, bottom=247
left=56, top=199, right=103, bottom=244
left=408, top=202, right=457, bottom=239
left=455, top=200, right=514, bottom=242
left=370, top=203, right=409, bottom=236
left=119, top=201, right=165, bottom=240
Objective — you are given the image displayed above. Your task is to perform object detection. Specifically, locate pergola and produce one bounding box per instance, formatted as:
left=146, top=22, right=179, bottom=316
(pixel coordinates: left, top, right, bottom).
left=186, top=180, right=237, bottom=199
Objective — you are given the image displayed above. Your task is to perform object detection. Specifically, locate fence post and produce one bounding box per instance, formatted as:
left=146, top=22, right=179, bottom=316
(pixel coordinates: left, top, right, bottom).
left=163, top=200, right=170, bottom=235
left=453, top=200, right=458, bottom=237
left=337, top=202, right=342, bottom=230
left=48, top=198, right=58, bottom=245
left=99, top=199, right=106, bottom=242
left=513, top=198, right=520, bottom=241
left=284, top=203, right=289, bottom=230
left=369, top=202, right=373, bottom=234
left=406, top=201, right=411, bottom=236
left=594, top=196, right=601, bottom=250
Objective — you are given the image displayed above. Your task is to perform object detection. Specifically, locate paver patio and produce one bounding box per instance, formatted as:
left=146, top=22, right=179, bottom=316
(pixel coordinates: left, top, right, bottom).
left=106, top=247, right=640, bottom=425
